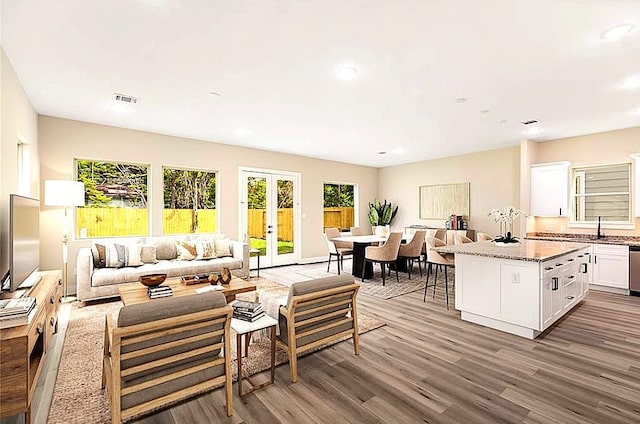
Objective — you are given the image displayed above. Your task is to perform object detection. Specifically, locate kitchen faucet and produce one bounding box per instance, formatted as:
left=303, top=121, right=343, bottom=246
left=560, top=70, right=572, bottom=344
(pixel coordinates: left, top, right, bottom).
left=597, top=216, right=604, bottom=239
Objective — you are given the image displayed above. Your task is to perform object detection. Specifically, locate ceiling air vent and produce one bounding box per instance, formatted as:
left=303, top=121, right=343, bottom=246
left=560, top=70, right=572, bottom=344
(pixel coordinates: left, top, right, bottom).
left=113, top=93, right=139, bottom=104
left=522, top=120, right=538, bottom=125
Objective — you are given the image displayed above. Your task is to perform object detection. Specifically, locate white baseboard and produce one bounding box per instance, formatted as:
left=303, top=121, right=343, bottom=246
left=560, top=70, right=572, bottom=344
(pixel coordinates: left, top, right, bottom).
left=588, top=284, right=629, bottom=296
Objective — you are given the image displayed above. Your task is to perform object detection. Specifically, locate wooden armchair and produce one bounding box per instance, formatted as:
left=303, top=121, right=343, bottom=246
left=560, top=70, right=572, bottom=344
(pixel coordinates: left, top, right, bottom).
left=276, top=274, right=360, bottom=383
left=102, top=292, right=233, bottom=423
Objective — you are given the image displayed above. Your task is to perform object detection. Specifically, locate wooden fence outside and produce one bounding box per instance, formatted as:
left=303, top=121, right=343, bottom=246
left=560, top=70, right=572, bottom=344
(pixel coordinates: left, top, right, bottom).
left=247, top=207, right=354, bottom=241
left=76, top=207, right=217, bottom=237
left=322, top=207, right=354, bottom=231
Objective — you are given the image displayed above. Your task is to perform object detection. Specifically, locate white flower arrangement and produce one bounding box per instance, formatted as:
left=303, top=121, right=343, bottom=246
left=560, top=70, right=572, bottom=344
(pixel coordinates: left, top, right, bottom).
left=488, top=206, right=524, bottom=224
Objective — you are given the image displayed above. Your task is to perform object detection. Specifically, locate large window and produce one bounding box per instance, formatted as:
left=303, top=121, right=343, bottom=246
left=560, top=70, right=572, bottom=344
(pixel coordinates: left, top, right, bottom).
left=572, top=163, right=631, bottom=223
left=323, top=183, right=355, bottom=231
left=163, top=168, right=218, bottom=234
left=76, top=160, right=149, bottom=238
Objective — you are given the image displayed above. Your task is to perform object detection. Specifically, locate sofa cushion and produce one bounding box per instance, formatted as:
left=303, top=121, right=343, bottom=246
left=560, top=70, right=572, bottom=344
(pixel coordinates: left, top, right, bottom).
left=140, top=244, right=158, bottom=263
left=214, top=238, right=232, bottom=257
left=91, top=257, right=244, bottom=287
left=117, top=242, right=143, bottom=267
left=194, top=239, right=216, bottom=260
left=95, top=243, right=125, bottom=268
left=149, top=236, right=178, bottom=260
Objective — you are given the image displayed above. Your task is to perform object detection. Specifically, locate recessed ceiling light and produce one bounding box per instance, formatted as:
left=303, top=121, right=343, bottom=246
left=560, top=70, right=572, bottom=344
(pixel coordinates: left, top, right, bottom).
left=499, top=119, right=508, bottom=124
left=480, top=109, right=490, bottom=114
left=621, top=76, right=640, bottom=89
left=209, top=92, right=221, bottom=97
left=455, top=97, right=467, bottom=103
left=377, top=151, right=387, bottom=155
left=336, top=65, right=358, bottom=80
left=601, top=24, right=635, bottom=41
left=524, top=127, right=542, bottom=136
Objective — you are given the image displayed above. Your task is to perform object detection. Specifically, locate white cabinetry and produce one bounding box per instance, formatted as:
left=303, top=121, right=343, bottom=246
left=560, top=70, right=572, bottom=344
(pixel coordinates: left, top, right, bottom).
left=539, top=249, right=584, bottom=332
left=632, top=153, right=640, bottom=217
left=530, top=162, right=571, bottom=217
left=592, top=244, right=629, bottom=290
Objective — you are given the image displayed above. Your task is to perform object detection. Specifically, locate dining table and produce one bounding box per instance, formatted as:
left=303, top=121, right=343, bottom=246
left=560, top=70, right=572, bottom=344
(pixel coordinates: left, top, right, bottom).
left=331, top=234, right=408, bottom=279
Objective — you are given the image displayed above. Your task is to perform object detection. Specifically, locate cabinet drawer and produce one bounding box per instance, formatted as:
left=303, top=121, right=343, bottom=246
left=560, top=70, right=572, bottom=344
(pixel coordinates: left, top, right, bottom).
left=27, top=309, right=46, bottom=354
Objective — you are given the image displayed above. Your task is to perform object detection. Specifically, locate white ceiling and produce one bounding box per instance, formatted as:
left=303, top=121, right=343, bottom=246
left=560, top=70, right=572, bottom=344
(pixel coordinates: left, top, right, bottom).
left=1, top=0, right=639, bottom=167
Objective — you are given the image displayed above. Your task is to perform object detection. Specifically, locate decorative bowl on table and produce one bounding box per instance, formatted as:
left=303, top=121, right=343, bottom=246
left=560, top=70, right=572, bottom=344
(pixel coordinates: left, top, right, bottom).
left=139, top=273, right=167, bottom=287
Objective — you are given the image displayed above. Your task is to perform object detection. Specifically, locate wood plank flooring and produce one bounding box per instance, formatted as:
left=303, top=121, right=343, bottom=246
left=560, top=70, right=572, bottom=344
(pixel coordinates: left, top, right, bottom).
left=5, top=261, right=640, bottom=424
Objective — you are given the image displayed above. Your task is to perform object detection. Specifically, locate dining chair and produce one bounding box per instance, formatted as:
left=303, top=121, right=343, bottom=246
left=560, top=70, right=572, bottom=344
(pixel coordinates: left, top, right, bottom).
left=325, top=228, right=353, bottom=275
left=362, top=232, right=402, bottom=286
left=350, top=226, right=372, bottom=236
left=398, top=230, right=426, bottom=279
left=424, top=237, right=455, bottom=309
left=476, top=232, right=493, bottom=242
left=453, top=234, right=474, bottom=245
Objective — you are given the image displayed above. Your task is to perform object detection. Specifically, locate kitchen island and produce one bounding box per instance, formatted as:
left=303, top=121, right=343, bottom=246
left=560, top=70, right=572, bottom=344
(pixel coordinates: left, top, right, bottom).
left=435, top=240, right=592, bottom=339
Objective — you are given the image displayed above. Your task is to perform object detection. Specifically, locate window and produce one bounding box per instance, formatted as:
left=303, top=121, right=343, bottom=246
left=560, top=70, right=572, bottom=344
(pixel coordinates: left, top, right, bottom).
left=163, top=168, right=217, bottom=234
left=571, top=163, right=631, bottom=223
left=323, top=183, right=355, bottom=231
left=76, top=160, right=149, bottom=238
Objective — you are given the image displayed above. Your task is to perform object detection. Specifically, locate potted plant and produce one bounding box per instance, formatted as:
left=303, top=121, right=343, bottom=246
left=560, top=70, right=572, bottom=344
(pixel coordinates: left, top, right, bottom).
left=368, top=199, right=398, bottom=237
left=488, top=206, right=524, bottom=244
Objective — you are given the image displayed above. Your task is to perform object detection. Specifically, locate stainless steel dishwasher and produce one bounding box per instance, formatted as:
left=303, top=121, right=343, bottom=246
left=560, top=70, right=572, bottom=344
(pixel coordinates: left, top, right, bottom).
left=630, top=245, right=640, bottom=295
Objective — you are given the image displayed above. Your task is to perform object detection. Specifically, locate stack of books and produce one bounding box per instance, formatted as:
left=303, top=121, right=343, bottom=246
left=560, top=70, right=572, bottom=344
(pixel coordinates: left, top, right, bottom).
left=147, top=285, right=173, bottom=299
left=230, top=300, right=265, bottom=322
left=0, top=297, right=37, bottom=329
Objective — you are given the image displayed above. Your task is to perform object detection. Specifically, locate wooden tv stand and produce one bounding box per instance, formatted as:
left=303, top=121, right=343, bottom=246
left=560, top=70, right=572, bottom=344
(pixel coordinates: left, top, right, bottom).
left=0, top=270, right=62, bottom=424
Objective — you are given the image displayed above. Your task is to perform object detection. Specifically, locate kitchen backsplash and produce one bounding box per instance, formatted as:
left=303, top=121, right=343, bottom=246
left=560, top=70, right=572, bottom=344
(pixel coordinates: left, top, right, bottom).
left=532, top=217, right=640, bottom=236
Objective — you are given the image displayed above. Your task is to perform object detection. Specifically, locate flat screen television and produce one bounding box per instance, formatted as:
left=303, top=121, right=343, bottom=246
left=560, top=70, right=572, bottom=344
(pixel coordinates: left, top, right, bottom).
left=6, top=194, right=40, bottom=292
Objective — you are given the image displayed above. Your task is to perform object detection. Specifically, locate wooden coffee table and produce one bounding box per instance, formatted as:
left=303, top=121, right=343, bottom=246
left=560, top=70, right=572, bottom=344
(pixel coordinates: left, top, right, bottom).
left=118, top=276, right=257, bottom=306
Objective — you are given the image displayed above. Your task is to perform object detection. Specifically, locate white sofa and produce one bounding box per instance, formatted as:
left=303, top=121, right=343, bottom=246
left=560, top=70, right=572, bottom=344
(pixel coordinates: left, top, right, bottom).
left=76, top=234, right=249, bottom=302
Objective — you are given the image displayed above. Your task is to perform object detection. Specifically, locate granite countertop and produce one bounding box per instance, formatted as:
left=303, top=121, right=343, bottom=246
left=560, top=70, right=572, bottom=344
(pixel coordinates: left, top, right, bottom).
left=434, top=239, right=588, bottom=262
left=526, top=232, right=640, bottom=247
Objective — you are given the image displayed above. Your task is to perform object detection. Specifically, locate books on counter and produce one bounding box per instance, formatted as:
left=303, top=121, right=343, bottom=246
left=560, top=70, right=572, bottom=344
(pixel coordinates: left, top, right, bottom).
left=0, top=297, right=37, bottom=329
left=230, top=300, right=265, bottom=322
left=147, top=285, right=173, bottom=299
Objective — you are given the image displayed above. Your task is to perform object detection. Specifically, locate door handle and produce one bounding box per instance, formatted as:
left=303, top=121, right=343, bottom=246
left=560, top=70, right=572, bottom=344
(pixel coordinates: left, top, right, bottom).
left=267, top=230, right=273, bottom=234
left=552, top=277, right=559, bottom=290
left=594, top=256, right=597, bottom=264
left=581, top=263, right=587, bottom=273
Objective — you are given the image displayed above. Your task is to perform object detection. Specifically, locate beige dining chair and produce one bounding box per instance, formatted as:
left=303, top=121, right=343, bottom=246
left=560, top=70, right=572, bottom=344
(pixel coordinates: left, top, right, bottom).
left=453, top=234, right=474, bottom=245
left=362, top=232, right=402, bottom=286
left=350, top=226, right=372, bottom=236
left=424, top=237, right=455, bottom=309
left=325, top=228, right=353, bottom=275
left=398, top=230, right=426, bottom=279
left=476, top=232, right=493, bottom=242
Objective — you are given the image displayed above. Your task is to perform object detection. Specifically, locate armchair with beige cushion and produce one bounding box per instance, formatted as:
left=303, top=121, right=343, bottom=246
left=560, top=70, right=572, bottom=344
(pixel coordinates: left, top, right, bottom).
left=398, top=230, right=426, bottom=279
left=102, top=292, right=233, bottom=423
left=424, top=237, right=455, bottom=309
left=276, top=274, right=360, bottom=383
left=362, top=232, right=402, bottom=285
left=324, top=227, right=353, bottom=275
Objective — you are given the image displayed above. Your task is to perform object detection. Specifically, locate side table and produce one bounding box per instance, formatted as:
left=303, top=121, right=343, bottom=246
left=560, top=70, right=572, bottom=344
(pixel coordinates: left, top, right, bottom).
left=249, top=248, right=261, bottom=278
left=231, top=314, right=278, bottom=397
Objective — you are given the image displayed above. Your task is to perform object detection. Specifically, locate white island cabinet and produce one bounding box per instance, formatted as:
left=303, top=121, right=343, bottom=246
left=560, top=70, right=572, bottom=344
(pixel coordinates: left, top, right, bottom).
left=436, top=240, right=590, bottom=339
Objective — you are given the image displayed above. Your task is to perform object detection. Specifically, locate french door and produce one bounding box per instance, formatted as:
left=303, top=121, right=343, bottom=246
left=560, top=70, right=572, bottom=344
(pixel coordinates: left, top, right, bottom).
left=240, top=169, right=300, bottom=268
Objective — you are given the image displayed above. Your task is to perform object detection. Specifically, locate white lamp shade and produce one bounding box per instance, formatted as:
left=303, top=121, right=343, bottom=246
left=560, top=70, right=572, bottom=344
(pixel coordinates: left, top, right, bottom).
left=44, top=180, right=85, bottom=207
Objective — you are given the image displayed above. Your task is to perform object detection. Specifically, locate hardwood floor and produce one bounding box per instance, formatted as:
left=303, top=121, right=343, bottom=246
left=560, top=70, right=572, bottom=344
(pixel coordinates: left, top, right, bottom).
left=7, top=261, right=640, bottom=424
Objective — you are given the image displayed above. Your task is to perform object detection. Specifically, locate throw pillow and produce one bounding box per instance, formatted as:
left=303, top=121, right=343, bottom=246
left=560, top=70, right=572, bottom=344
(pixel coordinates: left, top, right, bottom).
left=214, top=238, right=232, bottom=258
left=150, top=237, right=178, bottom=260
left=118, top=243, right=143, bottom=267
left=194, top=239, right=217, bottom=260
left=140, top=244, right=158, bottom=264
left=95, top=243, right=125, bottom=268
left=176, top=241, right=197, bottom=261
left=95, top=244, right=106, bottom=268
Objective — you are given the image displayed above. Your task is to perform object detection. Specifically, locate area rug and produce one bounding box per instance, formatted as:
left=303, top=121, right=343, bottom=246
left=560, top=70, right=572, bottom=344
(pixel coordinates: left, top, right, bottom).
left=295, top=264, right=453, bottom=300
left=47, top=278, right=384, bottom=424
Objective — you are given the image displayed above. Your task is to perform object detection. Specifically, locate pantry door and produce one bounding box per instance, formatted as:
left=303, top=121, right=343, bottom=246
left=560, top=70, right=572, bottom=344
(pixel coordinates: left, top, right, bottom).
left=240, top=169, right=300, bottom=268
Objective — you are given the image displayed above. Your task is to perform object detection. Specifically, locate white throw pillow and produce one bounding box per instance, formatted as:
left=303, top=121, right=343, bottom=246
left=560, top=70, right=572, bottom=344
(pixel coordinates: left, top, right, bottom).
left=175, top=241, right=197, bottom=261
left=214, top=238, right=232, bottom=258
left=194, top=239, right=217, bottom=260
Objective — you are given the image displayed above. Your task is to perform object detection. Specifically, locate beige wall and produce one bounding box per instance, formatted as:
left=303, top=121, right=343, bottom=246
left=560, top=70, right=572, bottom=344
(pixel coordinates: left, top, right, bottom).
left=531, top=126, right=640, bottom=236
left=1, top=47, right=39, bottom=277
left=38, top=116, right=379, bottom=293
left=378, top=146, right=521, bottom=237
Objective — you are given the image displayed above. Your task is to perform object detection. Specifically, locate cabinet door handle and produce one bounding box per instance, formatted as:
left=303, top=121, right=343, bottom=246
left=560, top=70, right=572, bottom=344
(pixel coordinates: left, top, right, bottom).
left=50, top=297, right=54, bottom=304
left=559, top=207, right=562, bottom=215
left=581, top=263, right=587, bottom=273
left=568, top=275, right=575, bottom=279
left=545, top=266, right=553, bottom=271
left=556, top=263, right=563, bottom=267
left=568, top=258, right=574, bottom=262
left=552, top=277, right=559, bottom=290
left=566, top=296, right=575, bottom=300
left=594, top=256, right=597, bottom=264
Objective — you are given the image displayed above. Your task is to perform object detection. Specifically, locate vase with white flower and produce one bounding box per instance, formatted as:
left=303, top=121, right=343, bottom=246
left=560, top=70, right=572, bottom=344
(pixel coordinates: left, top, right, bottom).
left=488, top=206, right=524, bottom=244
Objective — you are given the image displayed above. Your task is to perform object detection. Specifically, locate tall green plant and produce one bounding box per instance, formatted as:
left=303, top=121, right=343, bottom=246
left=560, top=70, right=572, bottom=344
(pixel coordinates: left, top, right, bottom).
left=367, top=199, right=398, bottom=226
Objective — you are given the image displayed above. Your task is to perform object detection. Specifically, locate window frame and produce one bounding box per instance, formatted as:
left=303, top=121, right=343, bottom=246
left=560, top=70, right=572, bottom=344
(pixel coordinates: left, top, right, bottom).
left=569, top=161, right=633, bottom=229
left=74, top=158, right=151, bottom=238
left=162, top=165, right=220, bottom=235
left=322, top=181, right=358, bottom=232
